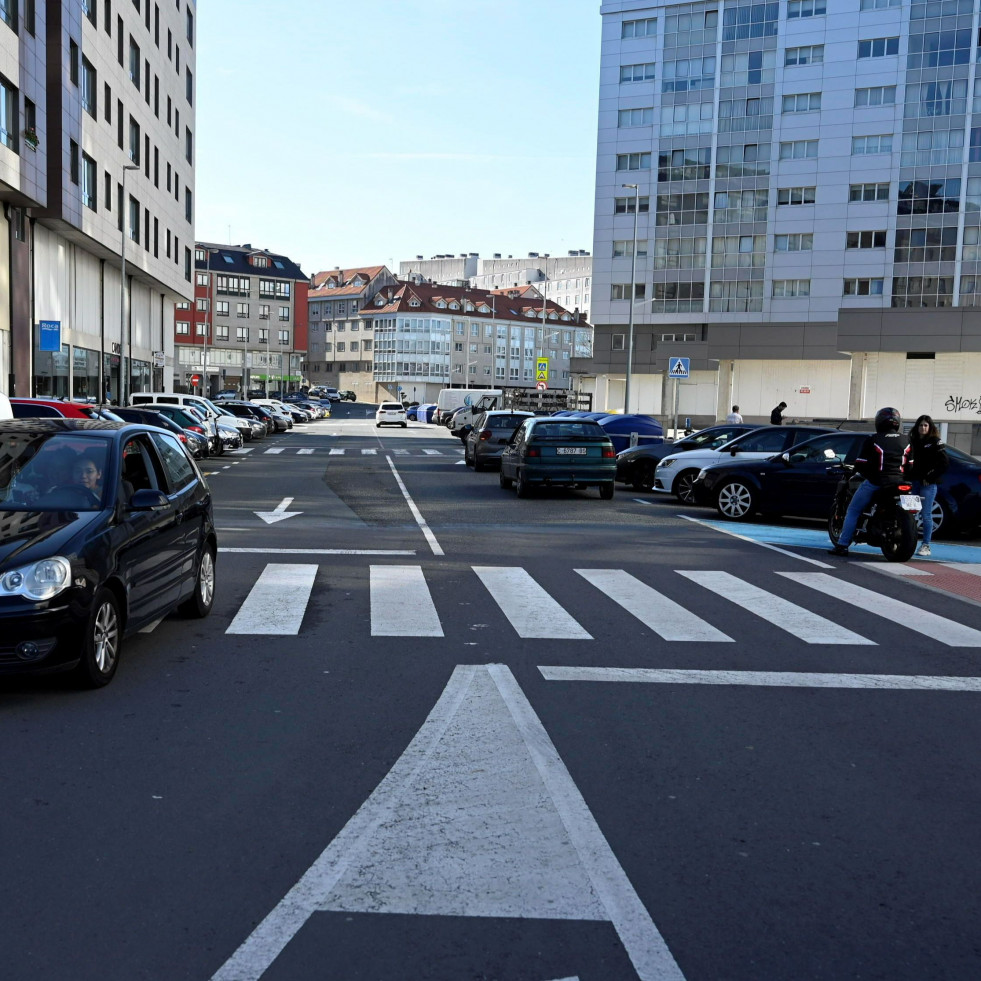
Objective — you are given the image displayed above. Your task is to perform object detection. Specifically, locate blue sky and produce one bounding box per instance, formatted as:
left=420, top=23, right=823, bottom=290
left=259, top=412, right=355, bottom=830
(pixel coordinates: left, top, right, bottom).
left=196, top=0, right=600, bottom=277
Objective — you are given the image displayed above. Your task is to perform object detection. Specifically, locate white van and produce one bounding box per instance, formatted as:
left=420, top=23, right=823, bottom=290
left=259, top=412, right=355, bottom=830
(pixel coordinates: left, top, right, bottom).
left=448, top=393, right=506, bottom=440
left=128, top=392, right=223, bottom=450
left=435, top=389, right=502, bottom=426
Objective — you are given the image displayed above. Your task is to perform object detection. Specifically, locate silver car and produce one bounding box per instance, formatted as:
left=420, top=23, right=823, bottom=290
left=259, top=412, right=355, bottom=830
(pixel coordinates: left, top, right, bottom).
left=464, top=411, right=535, bottom=470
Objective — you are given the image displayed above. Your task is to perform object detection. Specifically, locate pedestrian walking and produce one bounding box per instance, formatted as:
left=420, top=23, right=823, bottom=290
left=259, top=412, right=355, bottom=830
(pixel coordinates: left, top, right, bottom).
left=907, top=414, right=948, bottom=557
left=725, top=405, right=743, bottom=424
left=770, top=401, right=787, bottom=425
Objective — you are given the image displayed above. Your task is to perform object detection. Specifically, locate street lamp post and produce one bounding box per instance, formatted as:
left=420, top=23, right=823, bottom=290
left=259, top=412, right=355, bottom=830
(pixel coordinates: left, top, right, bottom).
left=622, top=182, right=640, bottom=414
left=119, top=163, right=140, bottom=404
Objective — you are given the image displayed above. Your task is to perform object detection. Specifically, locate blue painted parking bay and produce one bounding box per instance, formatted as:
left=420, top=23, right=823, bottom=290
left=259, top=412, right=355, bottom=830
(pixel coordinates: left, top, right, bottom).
left=696, top=518, right=981, bottom=565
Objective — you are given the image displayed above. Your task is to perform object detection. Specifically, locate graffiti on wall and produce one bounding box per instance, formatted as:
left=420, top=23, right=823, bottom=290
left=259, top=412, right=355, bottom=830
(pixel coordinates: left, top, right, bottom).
left=945, top=395, right=981, bottom=414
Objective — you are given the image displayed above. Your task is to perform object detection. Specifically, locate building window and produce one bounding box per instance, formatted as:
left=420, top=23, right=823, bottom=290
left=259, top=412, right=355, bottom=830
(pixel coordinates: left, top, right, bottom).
left=614, top=195, right=650, bottom=214
left=785, top=45, right=823, bottom=66
left=236, top=327, right=248, bottom=342
left=782, top=92, right=821, bottom=113
left=846, top=230, right=887, bottom=249
left=855, top=86, right=896, bottom=107
left=779, top=139, right=818, bottom=160
left=774, top=233, right=813, bottom=251
left=777, top=186, right=816, bottom=205
left=279, top=306, right=290, bottom=321
left=216, top=301, right=229, bottom=317
left=892, top=276, right=953, bottom=307
left=616, top=152, right=651, bottom=171
left=720, top=49, right=775, bottom=87
left=662, top=56, right=715, bottom=92
left=722, top=3, right=777, bottom=40
left=279, top=330, right=289, bottom=344
left=849, top=182, right=889, bottom=202
left=236, top=303, right=249, bottom=318
left=660, top=102, right=714, bottom=136
left=901, top=128, right=964, bottom=167
left=176, top=321, right=190, bottom=335
left=613, top=239, right=649, bottom=257
left=861, top=0, right=899, bottom=7
left=852, top=134, right=892, bottom=155
left=843, top=278, right=885, bottom=296
left=787, top=0, right=826, bottom=17
left=654, top=236, right=707, bottom=269
left=622, top=17, right=656, bottom=38
left=82, top=152, right=96, bottom=209
left=907, top=29, right=972, bottom=69
left=0, top=74, right=16, bottom=151
left=711, top=234, right=765, bottom=267
left=69, top=140, right=79, bottom=184
left=620, top=62, right=656, bottom=83
left=259, top=304, right=270, bottom=320
left=129, top=36, right=140, bottom=89
left=651, top=282, right=705, bottom=311
left=129, top=116, right=140, bottom=163
left=128, top=196, right=139, bottom=242
left=772, top=279, right=810, bottom=297
left=858, top=37, right=899, bottom=59
left=658, top=146, right=711, bottom=181
left=895, top=227, right=957, bottom=262
left=713, top=189, right=768, bottom=223
left=897, top=178, right=960, bottom=214
left=611, top=284, right=645, bottom=300
left=656, top=192, right=710, bottom=225
left=618, top=107, right=654, bottom=127
left=709, top=280, right=763, bottom=312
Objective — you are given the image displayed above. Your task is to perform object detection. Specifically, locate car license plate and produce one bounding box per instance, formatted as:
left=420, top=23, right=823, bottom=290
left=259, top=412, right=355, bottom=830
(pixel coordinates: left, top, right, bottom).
left=556, top=447, right=587, bottom=455
left=900, top=494, right=922, bottom=512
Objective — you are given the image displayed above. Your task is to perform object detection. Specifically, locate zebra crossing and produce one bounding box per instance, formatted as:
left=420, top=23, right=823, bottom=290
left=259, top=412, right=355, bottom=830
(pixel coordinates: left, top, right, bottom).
left=220, top=563, right=981, bottom=646
left=228, top=446, right=463, bottom=457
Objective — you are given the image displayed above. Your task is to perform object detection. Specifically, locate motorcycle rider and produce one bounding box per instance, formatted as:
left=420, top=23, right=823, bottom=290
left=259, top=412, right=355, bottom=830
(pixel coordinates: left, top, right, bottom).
left=828, top=407, right=911, bottom=556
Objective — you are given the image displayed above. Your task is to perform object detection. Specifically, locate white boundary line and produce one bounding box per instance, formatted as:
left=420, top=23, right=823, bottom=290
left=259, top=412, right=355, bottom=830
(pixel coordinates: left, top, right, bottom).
left=218, top=548, right=416, bottom=556
left=538, top=666, right=981, bottom=691
left=680, top=515, right=832, bottom=569
left=387, top=455, right=444, bottom=556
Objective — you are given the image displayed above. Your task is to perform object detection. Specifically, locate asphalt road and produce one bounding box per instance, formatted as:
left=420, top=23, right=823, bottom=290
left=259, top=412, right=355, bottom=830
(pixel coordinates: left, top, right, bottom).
left=3, top=403, right=981, bottom=981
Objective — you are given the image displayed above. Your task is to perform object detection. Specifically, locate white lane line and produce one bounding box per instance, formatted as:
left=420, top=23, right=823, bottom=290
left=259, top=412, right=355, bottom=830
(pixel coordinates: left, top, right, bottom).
left=780, top=572, right=981, bottom=647
left=225, top=564, right=317, bottom=635
left=489, top=664, right=684, bottom=980
left=386, top=456, right=444, bottom=557
left=264, top=447, right=284, bottom=455
left=233, top=447, right=255, bottom=454
left=329, top=448, right=345, bottom=455
left=539, top=666, right=981, bottom=691
left=422, top=449, right=442, bottom=456
left=680, top=515, right=833, bottom=569
left=370, top=565, right=443, bottom=637
left=392, top=449, right=410, bottom=455
left=362, top=448, right=378, bottom=456
left=219, top=548, right=415, bottom=555
left=474, top=567, right=591, bottom=639
left=679, top=571, right=874, bottom=645
left=577, top=569, right=732, bottom=643
left=222, top=465, right=232, bottom=470
left=297, top=448, right=315, bottom=455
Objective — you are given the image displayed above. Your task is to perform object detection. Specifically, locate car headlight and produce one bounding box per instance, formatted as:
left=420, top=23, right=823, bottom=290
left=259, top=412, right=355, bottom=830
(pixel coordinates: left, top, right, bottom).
left=659, top=458, right=676, bottom=469
left=0, top=556, right=72, bottom=601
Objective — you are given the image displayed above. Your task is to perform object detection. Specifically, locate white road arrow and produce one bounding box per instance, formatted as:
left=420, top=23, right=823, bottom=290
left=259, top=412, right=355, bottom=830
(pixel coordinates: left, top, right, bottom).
left=254, top=496, right=302, bottom=525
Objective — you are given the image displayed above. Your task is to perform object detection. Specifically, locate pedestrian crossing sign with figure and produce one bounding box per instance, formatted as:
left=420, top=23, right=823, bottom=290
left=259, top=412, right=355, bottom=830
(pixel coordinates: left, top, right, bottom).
left=668, top=357, right=690, bottom=379
left=536, top=358, right=549, bottom=382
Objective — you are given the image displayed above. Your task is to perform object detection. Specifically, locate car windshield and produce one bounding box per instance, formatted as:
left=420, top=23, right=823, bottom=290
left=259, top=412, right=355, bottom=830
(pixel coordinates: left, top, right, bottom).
left=0, top=432, right=112, bottom=511
left=530, top=422, right=606, bottom=440
left=488, top=415, right=532, bottom=429
left=683, top=427, right=743, bottom=448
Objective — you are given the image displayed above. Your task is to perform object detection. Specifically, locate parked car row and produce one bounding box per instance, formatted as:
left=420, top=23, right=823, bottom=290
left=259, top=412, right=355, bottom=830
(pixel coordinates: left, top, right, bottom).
left=617, top=423, right=981, bottom=537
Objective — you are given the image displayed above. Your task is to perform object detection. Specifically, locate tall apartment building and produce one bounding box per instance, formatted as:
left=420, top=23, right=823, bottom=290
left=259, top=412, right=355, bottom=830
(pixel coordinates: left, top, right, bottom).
left=585, top=0, right=981, bottom=433
left=175, top=242, right=308, bottom=395
left=362, top=281, right=592, bottom=404
left=0, top=1, right=195, bottom=400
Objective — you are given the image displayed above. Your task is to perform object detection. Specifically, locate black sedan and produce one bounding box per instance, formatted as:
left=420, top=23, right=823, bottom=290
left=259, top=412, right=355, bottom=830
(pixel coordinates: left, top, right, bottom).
left=0, top=420, right=216, bottom=687
left=692, top=430, right=981, bottom=536
left=615, top=423, right=758, bottom=490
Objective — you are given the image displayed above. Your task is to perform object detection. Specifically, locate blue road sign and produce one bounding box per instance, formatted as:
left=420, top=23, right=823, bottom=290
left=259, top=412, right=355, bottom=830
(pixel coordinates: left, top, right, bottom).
left=668, top=357, right=690, bottom=379
left=39, top=320, right=61, bottom=353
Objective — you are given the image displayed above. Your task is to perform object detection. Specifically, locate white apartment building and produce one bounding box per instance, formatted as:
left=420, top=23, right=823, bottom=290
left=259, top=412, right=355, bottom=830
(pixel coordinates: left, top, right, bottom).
left=0, top=0, right=194, bottom=401
left=585, top=0, right=981, bottom=439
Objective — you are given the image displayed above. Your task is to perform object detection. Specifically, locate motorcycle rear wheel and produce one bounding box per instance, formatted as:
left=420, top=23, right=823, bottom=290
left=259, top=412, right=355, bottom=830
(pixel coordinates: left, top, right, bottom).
left=827, top=498, right=845, bottom=545
left=880, top=511, right=917, bottom=562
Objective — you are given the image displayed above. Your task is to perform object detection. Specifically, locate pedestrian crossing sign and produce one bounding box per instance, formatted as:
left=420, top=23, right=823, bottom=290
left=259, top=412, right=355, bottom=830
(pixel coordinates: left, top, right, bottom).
left=668, top=357, right=690, bottom=379
left=536, top=358, right=549, bottom=381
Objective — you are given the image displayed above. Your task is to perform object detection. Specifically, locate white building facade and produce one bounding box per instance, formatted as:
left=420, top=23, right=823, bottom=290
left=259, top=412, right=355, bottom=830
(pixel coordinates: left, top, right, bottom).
left=585, top=0, right=981, bottom=441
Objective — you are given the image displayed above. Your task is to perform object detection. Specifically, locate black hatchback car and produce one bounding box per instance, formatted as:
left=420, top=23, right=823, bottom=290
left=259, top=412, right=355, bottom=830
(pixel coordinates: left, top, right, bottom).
left=0, top=420, right=217, bottom=687
left=615, top=423, right=758, bottom=490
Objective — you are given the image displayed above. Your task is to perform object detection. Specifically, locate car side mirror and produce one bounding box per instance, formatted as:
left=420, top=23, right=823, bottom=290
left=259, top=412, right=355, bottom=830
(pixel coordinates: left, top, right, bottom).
left=730, top=447, right=739, bottom=455
left=128, top=488, right=169, bottom=511
left=780, top=452, right=791, bottom=465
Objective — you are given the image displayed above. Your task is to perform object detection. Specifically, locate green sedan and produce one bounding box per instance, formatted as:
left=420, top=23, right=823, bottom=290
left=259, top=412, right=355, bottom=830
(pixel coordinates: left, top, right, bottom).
left=499, top=417, right=617, bottom=499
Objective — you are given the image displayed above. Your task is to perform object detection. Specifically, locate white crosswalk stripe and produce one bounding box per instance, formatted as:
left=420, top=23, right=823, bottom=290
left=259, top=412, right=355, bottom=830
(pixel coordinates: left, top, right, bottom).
left=392, top=449, right=410, bottom=455
left=264, top=447, right=284, bottom=455
left=297, top=448, right=314, bottom=455
left=473, top=566, right=592, bottom=640
left=226, top=564, right=317, bottom=635
left=370, top=565, right=443, bottom=637
left=577, top=569, right=732, bottom=642
left=679, top=570, right=874, bottom=645
left=780, top=572, right=981, bottom=647
left=361, top=448, right=377, bottom=456
left=329, top=448, right=345, bottom=455
left=421, top=449, right=442, bottom=456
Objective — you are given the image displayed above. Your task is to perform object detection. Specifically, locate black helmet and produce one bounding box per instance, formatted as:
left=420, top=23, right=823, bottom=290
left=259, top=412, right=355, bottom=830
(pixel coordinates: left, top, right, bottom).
left=874, top=407, right=902, bottom=434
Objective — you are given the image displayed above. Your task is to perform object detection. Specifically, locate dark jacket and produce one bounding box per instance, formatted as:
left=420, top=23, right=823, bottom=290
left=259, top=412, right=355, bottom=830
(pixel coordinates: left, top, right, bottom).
left=908, top=436, right=949, bottom=485
left=855, top=432, right=911, bottom=486
left=770, top=406, right=783, bottom=425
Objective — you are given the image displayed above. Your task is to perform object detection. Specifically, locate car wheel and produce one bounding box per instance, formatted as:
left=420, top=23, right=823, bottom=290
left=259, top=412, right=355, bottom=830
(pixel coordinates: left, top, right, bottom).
left=599, top=481, right=615, bottom=500
left=716, top=480, right=756, bottom=521
left=516, top=469, right=531, bottom=498
left=499, top=470, right=513, bottom=490
left=375, top=423, right=381, bottom=428
left=634, top=460, right=656, bottom=492
left=401, top=422, right=407, bottom=428
left=179, top=542, right=216, bottom=618
left=464, top=446, right=474, bottom=468
left=674, top=469, right=700, bottom=504
left=74, top=587, right=122, bottom=688
left=473, top=454, right=485, bottom=473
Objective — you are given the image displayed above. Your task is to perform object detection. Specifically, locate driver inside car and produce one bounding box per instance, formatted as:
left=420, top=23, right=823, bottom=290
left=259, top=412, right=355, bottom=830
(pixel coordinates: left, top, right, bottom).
left=70, top=452, right=104, bottom=495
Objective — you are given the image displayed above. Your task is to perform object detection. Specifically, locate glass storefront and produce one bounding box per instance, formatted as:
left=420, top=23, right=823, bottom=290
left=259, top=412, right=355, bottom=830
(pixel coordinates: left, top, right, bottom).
left=72, top=347, right=101, bottom=401
left=33, top=342, right=70, bottom=397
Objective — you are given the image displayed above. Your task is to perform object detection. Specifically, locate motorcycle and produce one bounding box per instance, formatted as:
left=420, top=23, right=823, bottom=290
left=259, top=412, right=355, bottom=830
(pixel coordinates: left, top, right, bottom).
left=828, top=465, right=920, bottom=562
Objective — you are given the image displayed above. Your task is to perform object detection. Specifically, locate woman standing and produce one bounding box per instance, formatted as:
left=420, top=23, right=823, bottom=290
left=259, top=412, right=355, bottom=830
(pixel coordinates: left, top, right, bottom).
left=908, top=414, right=948, bottom=557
